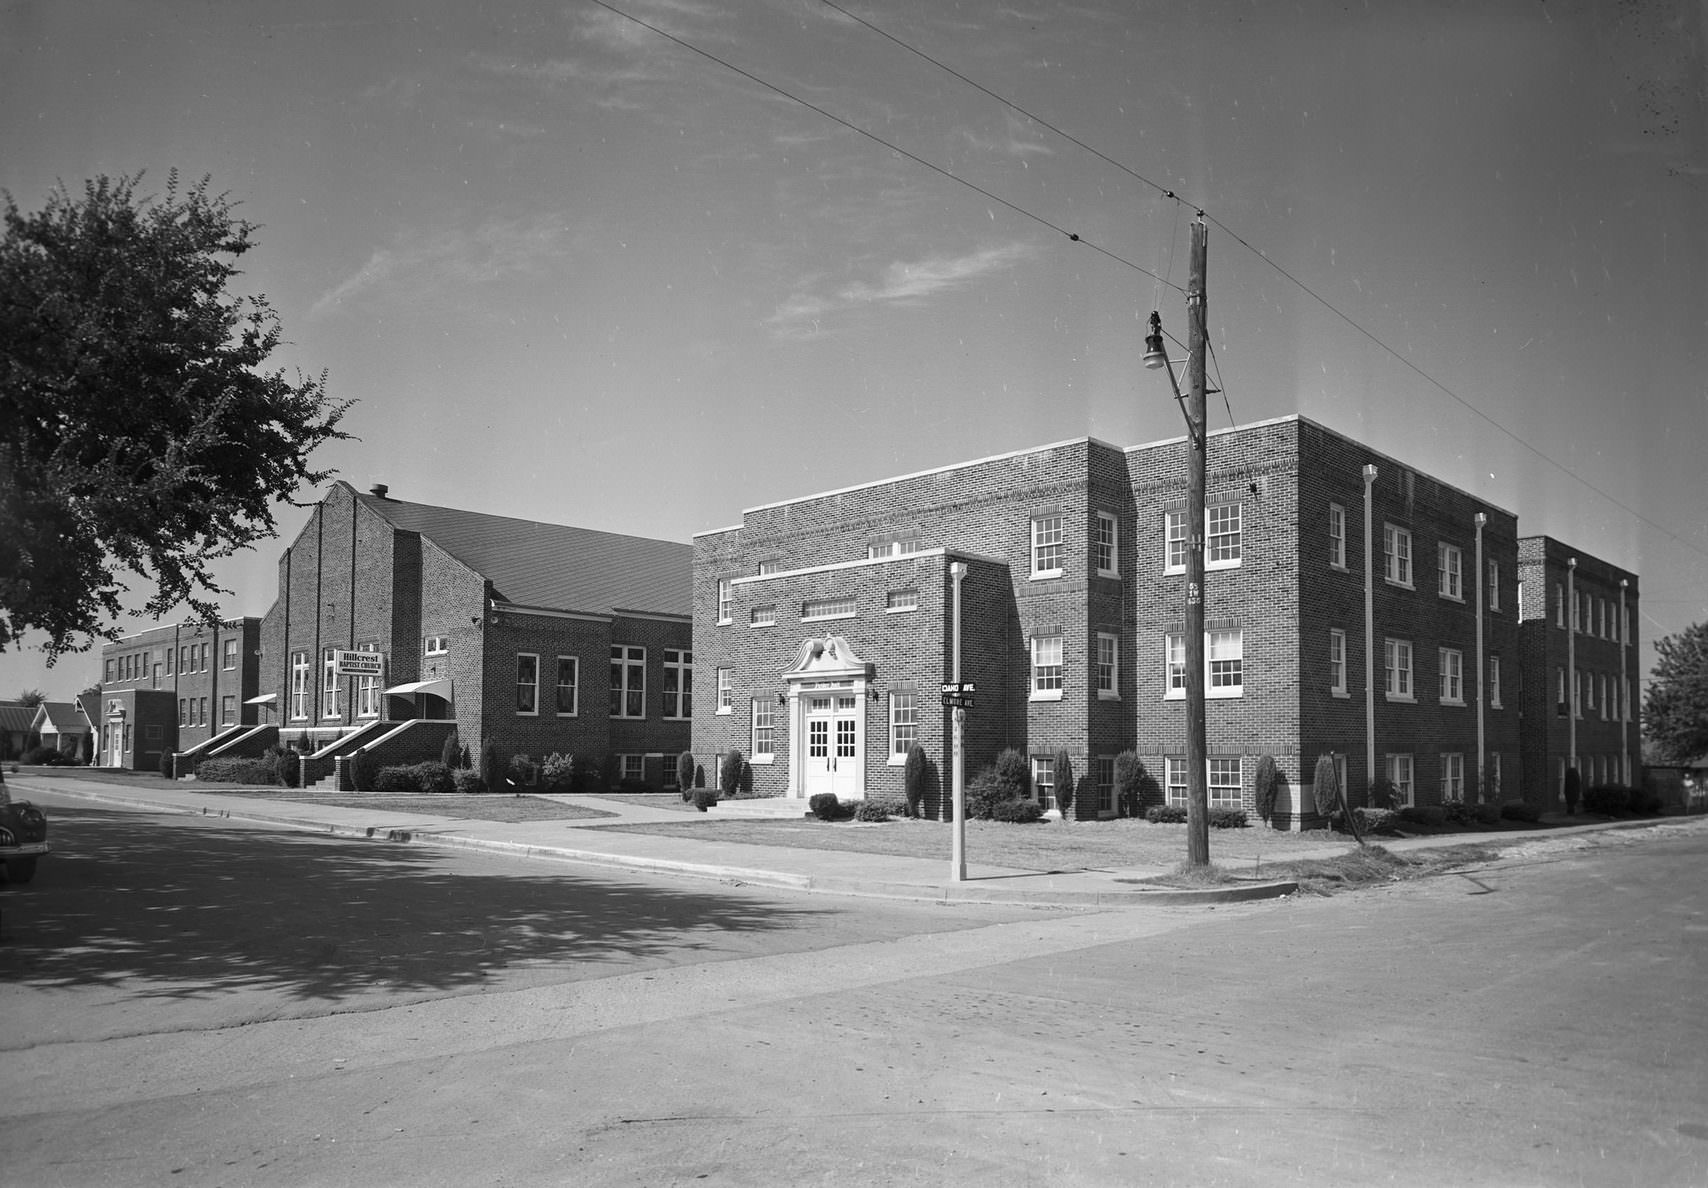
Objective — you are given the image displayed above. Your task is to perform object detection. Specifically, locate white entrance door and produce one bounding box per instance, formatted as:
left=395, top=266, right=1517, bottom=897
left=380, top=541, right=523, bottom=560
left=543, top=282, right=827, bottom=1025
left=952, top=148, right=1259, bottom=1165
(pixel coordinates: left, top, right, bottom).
left=106, top=723, right=124, bottom=766
left=802, top=692, right=863, bottom=800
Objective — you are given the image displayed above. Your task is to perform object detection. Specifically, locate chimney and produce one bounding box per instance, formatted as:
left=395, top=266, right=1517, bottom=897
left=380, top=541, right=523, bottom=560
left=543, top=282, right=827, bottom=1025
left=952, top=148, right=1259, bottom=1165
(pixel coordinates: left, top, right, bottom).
left=370, top=484, right=389, bottom=499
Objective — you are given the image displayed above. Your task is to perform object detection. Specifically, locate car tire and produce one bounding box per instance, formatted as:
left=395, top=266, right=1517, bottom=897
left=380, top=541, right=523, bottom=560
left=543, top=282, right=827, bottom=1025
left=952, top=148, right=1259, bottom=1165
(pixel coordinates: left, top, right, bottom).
left=7, top=858, right=37, bottom=884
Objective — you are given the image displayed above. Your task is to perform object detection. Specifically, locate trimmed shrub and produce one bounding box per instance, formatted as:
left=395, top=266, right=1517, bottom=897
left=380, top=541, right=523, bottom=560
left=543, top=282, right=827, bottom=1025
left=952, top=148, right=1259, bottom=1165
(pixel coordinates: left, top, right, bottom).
left=1471, top=803, right=1501, bottom=825
left=1629, top=784, right=1663, bottom=815
left=1114, top=751, right=1151, bottom=817
left=1354, top=806, right=1399, bottom=834
left=1442, top=800, right=1473, bottom=825
left=159, top=749, right=175, bottom=779
left=853, top=800, right=890, bottom=822
left=1397, top=804, right=1448, bottom=826
left=808, top=792, right=842, bottom=822
left=1564, top=766, right=1582, bottom=814
left=453, top=768, right=484, bottom=794
left=1209, top=808, right=1249, bottom=829
left=196, top=757, right=278, bottom=785
left=374, top=761, right=456, bottom=794
left=1500, top=800, right=1542, bottom=823
left=1053, top=749, right=1074, bottom=821
left=965, top=769, right=1010, bottom=820
left=993, top=748, right=1031, bottom=800
left=1254, top=755, right=1279, bottom=823
left=990, top=798, right=1044, bottom=823
left=903, top=744, right=928, bottom=818
left=351, top=747, right=379, bottom=792
left=440, top=728, right=462, bottom=771
left=572, top=755, right=601, bottom=794
left=692, top=788, right=718, bottom=812
left=1146, top=803, right=1189, bottom=824
left=1582, top=784, right=1630, bottom=816
left=720, top=750, right=745, bottom=799
left=374, top=766, right=416, bottom=794
left=1312, top=754, right=1341, bottom=818
left=677, top=751, right=696, bottom=799
left=540, top=752, right=575, bottom=792
left=507, top=753, right=539, bottom=789
left=21, top=745, right=67, bottom=766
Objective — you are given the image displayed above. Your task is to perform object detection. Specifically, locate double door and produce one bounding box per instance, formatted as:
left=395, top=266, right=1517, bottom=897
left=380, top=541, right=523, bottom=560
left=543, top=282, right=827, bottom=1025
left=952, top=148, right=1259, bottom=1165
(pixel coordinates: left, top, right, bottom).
left=803, top=691, right=861, bottom=800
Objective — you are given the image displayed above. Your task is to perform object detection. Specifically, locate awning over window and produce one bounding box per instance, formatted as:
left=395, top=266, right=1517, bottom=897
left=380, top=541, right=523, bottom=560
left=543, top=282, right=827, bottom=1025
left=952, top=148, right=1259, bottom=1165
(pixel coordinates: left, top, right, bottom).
left=385, top=679, right=453, bottom=700
left=244, top=693, right=277, bottom=705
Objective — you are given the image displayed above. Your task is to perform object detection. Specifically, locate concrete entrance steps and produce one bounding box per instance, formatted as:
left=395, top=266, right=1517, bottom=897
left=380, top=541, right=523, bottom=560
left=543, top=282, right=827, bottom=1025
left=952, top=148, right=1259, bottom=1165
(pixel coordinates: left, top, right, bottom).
left=708, top=795, right=814, bottom=819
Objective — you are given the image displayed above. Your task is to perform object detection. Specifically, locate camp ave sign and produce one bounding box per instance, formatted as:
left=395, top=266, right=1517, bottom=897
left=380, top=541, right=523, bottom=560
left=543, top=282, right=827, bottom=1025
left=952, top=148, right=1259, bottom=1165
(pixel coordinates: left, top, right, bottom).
left=333, top=650, right=384, bottom=676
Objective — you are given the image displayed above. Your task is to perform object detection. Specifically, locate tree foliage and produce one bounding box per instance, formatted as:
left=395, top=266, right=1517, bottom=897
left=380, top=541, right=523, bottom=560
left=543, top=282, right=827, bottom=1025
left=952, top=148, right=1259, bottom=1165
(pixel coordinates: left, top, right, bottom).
left=1, top=172, right=350, bottom=659
left=1644, top=621, right=1708, bottom=763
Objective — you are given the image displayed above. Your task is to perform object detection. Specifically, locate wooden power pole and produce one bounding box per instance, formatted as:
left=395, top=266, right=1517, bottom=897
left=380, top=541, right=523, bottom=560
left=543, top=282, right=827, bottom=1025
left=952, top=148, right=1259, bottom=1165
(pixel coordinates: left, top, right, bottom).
left=1185, top=218, right=1210, bottom=867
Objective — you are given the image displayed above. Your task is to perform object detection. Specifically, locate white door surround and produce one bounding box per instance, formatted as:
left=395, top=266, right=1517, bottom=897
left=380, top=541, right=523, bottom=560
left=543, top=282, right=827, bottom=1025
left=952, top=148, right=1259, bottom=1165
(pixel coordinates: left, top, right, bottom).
left=782, top=635, right=875, bottom=801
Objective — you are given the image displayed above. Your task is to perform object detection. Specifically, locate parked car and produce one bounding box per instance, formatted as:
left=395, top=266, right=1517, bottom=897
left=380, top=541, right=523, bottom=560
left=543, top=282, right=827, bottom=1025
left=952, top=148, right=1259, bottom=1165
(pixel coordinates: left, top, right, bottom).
left=0, top=782, right=49, bottom=883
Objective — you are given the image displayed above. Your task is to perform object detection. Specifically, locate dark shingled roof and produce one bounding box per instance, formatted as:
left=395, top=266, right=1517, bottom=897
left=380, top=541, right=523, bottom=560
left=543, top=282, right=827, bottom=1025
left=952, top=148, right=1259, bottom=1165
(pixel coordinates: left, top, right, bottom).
left=352, top=487, right=690, bottom=618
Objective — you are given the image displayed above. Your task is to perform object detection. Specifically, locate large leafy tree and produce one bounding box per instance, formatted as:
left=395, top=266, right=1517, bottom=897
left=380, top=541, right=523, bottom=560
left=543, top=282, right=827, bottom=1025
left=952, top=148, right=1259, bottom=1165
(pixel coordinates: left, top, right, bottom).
left=1645, top=621, right=1708, bottom=763
left=1, top=172, right=349, bottom=661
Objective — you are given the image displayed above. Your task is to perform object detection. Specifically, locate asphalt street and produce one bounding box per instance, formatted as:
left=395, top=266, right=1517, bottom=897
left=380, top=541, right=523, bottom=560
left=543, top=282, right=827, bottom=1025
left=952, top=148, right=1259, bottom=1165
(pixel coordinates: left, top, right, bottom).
left=2, top=793, right=1705, bottom=1186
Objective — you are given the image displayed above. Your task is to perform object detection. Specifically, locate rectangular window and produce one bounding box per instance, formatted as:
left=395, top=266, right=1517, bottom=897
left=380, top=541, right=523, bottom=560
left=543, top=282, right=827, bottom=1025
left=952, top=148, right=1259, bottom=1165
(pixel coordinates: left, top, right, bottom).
left=1328, top=503, right=1346, bottom=568
left=221, top=695, right=236, bottom=725
left=1386, top=754, right=1415, bottom=806
left=1096, top=632, right=1119, bottom=698
left=290, top=650, right=309, bottom=720
left=1165, top=756, right=1187, bottom=806
left=1438, top=543, right=1463, bottom=600
left=1329, top=628, right=1347, bottom=696
left=1164, top=509, right=1187, bottom=573
left=1166, top=633, right=1186, bottom=696
left=867, top=538, right=920, bottom=559
left=1031, top=636, right=1063, bottom=699
left=1208, top=629, right=1243, bottom=696
left=622, top=754, right=646, bottom=783
left=1206, top=504, right=1241, bottom=567
left=1383, top=524, right=1413, bottom=587
left=178, top=698, right=188, bottom=727
left=751, top=699, right=775, bottom=761
left=802, top=596, right=857, bottom=621
left=716, top=579, right=733, bottom=624
left=515, top=653, right=539, bottom=715
left=556, top=656, right=579, bottom=716
left=662, top=649, right=691, bottom=719
left=1094, top=756, right=1115, bottom=813
left=178, top=645, right=189, bottom=673
left=1488, top=561, right=1500, bottom=611
left=356, top=642, right=380, bottom=718
left=610, top=646, right=645, bottom=718
left=199, top=697, right=208, bottom=727
left=750, top=605, right=776, bottom=627
left=223, top=638, right=238, bottom=670
left=757, top=558, right=781, bottom=575
left=1489, top=655, right=1502, bottom=708
left=1554, top=583, right=1565, bottom=627
left=1440, top=753, right=1464, bottom=802
left=424, top=634, right=449, bottom=656
left=1209, top=757, right=1241, bottom=808
left=1031, top=515, right=1064, bottom=577
left=890, top=692, right=917, bottom=757
left=1094, top=512, right=1118, bottom=576
left=1439, top=648, right=1464, bottom=704
left=322, top=648, right=340, bottom=719
left=1556, top=667, right=1567, bottom=717
left=885, top=589, right=918, bottom=613
left=104, top=658, right=114, bottom=682
left=1032, top=756, right=1056, bottom=810
left=201, top=642, right=210, bottom=672
left=1385, top=638, right=1414, bottom=700
left=716, top=667, right=733, bottom=714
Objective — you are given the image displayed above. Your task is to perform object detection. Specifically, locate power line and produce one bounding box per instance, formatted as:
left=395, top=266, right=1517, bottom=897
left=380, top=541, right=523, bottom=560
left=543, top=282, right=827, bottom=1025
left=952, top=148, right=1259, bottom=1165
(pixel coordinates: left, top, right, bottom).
left=586, top=0, right=1180, bottom=294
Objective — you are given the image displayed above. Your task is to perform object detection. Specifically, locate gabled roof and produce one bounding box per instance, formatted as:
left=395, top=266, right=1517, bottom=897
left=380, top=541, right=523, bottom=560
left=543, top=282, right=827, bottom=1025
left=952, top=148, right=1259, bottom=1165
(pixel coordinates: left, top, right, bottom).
left=352, top=487, right=690, bottom=618
left=0, top=705, right=37, bottom=734
left=32, top=702, right=89, bottom=733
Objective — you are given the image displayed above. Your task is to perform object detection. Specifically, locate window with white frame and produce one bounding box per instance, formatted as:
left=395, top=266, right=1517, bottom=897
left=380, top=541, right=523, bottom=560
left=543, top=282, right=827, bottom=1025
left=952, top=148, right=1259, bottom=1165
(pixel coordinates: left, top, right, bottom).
left=1438, top=543, right=1463, bottom=600
left=1554, top=583, right=1564, bottom=627
left=867, top=538, right=920, bottom=559
left=290, top=650, right=309, bottom=720
left=662, top=649, right=691, bottom=719
left=1440, top=753, right=1464, bottom=802
left=1031, top=636, right=1063, bottom=699
left=1165, top=509, right=1188, bottom=573
left=1206, top=504, right=1242, bottom=567
left=1094, top=512, right=1118, bottom=577
left=1384, top=638, right=1414, bottom=700
left=751, top=699, right=774, bottom=761
left=356, top=642, right=380, bottom=718
left=1438, top=647, right=1464, bottom=704
left=1383, top=524, right=1413, bottom=587
left=1096, top=633, right=1119, bottom=698
left=622, top=754, right=646, bottom=783
left=178, top=699, right=187, bottom=727
left=610, top=645, right=645, bottom=718
left=1165, top=756, right=1187, bottom=805
left=1489, top=655, right=1502, bottom=708
left=885, top=589, right=918, bottom=613
left=516, top=653, right=539, bottom=715
left=1329, top=628, right=1347, bottom=696
left=1094, top=756, right=1115, bottom=813
left=1328, top=503, right=1346, bottom=569
left=221, top=695, right=236, bottom=725
left=1165, top=633, right=1186, bottom=697
left=750, top=605, right=776, bottom=627
left=1488, top=560, right=1500, bottom=611
left=223, top=638, right=238, bottom=670
left=757, top=558, right=781, bottom=575
left=890, top=691, right=917, bottom=758
left=1208, top=629, right=1243, bottom=696
left=716, top=667, right=733, bottom=714
left=424, top=634, right=449, bottom=656
left=1556, top=667, right=1567, bottom=716
left=322, top=648, right=340, bottom=719
left=1385, top=753, right=1415, bottom=806
left=802, top=596, right=856, bottom=621
left=716, top=579, right=732, bottom=624
left=200, top=642, right=210, bottom=671
left=1209, top=757, right=1242, bottom=808
left=1032, top=756, right=1056, bottom=810
left=199, top=697, right=208, bottom=726
left=556, top=656, right=579, bottom=716
left=1031, top=515, right=1064, bottom=577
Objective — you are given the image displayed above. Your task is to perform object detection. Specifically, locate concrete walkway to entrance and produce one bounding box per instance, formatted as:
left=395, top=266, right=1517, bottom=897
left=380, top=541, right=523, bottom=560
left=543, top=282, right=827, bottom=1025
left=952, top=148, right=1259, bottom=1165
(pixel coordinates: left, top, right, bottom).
left=9, top=773, right=1687, bottom=907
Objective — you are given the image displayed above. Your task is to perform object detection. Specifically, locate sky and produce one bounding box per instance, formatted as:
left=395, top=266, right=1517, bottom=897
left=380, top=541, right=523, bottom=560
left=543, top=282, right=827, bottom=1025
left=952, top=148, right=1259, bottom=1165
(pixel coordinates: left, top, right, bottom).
left=2, top=0, right=1704, bottom=707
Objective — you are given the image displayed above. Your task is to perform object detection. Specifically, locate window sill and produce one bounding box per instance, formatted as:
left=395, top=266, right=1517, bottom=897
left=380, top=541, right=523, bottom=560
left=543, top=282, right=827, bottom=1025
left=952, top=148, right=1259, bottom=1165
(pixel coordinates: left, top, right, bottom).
left=884, top=606, right=917, bottom=615
left=1329, top=562, right=1347, bottom=573
left=801, top=613, right=857, bottom=624
left=1385, top=578, right=1415, bottom=591
left=749, top=622, right=775, bottom=629
left=1096, top=568, right=1119, bottom=580
left=1096, top=690, right=1121, bottom=701
left=515, top=712, right=539, bottom=718
left=1029, top=690, right=1063, bottom=702
left=1165, top=690, right=1184, bottom=700
left=1206, top=559, right=1241, bottom=572
left=1439, top=592, right=1464, bottom=604
left=1207, top=688, right=1244, bottom=699
left=752, top=755, right=774, bottom=765
left=611, top=713, right=649, bottom=721
left=1330, top=689, right=1350, bottom=699
left=557, top=711, right=580, bottom=719
left=886, top=755, right=908, bottom=767
left=715, top=708, right=732, bottom=716
left=1029, top=569, right=1064, bottom=582
left=716, top=619, right=733, bottom=627
left=1442, top=698, right=1466, bottom=707
left=1385, top=693, right=1417, bottom=703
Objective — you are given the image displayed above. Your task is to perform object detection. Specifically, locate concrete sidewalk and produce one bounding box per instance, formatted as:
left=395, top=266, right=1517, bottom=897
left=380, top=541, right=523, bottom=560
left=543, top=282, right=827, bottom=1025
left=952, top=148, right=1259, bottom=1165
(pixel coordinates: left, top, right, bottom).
left=8, top=773, right=1685, bottom=907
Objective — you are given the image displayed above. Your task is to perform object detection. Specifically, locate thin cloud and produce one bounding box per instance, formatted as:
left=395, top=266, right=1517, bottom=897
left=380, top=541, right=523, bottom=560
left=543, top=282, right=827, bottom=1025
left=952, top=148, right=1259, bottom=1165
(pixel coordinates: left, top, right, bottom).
left=766, top=242, right=1036, bottom=338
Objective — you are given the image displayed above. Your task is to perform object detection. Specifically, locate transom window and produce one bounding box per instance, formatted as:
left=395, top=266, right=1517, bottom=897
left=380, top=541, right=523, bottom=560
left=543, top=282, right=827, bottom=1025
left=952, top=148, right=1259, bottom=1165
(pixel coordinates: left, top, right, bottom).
left=1384, top=524, right=1413, bottom=587
left=610, top=646, right=645, bottom=718
left=516, top=653, right=539, bottom=715
left=802, top=596, right=857, bottom=621
left=1438, top=543, right=1463, bottom=600
left=1032, top=515, right=1064, bottom=576
left=662, top=649, right=692, bottom=719
left=1094, top=512, right=1118, bottom=576
left=1031, top=636, right=1063, bottom=699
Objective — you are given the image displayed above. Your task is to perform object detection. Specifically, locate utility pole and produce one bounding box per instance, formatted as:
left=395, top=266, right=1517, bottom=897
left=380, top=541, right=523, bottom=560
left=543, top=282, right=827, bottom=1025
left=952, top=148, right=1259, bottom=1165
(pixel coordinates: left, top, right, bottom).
left=1183, top=219, right=1210, bottom=867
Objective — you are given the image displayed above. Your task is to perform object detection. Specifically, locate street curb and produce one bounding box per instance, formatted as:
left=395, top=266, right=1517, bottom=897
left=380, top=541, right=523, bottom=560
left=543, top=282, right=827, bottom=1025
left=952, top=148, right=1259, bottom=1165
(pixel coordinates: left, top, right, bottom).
left=23, top=781, right=1300, bottom=907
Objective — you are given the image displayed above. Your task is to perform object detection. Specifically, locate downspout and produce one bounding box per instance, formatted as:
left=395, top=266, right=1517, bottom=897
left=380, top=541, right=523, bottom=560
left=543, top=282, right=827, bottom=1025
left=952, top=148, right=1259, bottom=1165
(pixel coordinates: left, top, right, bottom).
left=1474, top=513, right=1486, bottom=802
left=1566, top=556, right=1577, bottom=779
left=1363, top=464, right=1378, bottom=792
left=1619, top=578, right=1630, bottom=784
